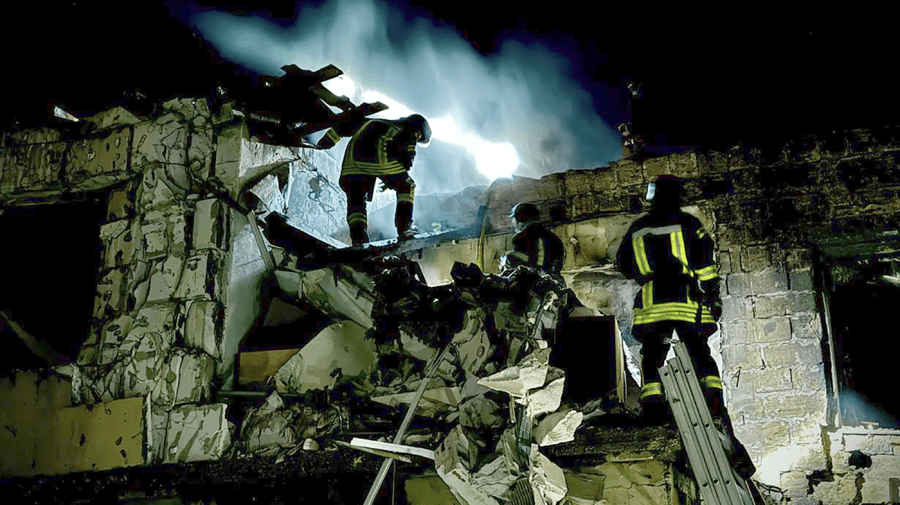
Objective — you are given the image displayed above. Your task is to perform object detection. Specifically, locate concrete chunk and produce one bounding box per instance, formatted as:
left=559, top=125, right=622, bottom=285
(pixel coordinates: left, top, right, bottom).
left=296, top=267, right=375, bottom=329
left=133, top=115, right=187, bottom=168
left=147, top=255, right=184, bottom=303
left=176, top=251, right=223, bottom=301
left=65, top=128, right=130, bottom=187
left=535, top=409, right=584, bottom=447
left=516, top=369, right=565, bottom=417
left=163, top=403, right=230, bottom=463
left=477, top=348, right=551, bottom=398
left=273, top=320, right=375, bottom=393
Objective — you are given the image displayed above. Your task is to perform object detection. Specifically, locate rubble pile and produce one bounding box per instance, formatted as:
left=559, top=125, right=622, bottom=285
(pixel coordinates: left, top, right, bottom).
left=248, top=242, right=601, bottom=504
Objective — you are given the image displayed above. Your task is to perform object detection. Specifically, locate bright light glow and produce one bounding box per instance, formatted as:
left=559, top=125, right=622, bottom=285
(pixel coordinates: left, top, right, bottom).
left=430, top=116, right=520, bottom=180
left=360, top=90, right=416, bottom=118
left=351, top=89, right=521, bottom=181
left=322, top=75, right=356, bottom=101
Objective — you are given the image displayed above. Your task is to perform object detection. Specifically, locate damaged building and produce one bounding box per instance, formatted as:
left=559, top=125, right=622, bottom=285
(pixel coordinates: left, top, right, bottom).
left=2, top=62, right=900, bottom=505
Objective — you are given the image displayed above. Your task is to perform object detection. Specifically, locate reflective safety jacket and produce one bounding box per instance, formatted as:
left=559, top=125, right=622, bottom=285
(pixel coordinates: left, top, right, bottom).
left=338, top=119, right=417, bottom=177
left=508, top=224, right=565, bottom=275
left=617, top=211, right=720, bottom=327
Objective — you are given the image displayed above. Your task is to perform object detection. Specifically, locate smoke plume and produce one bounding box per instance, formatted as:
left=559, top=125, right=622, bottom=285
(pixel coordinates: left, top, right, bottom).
left=172, top=0, right=621, bottom=196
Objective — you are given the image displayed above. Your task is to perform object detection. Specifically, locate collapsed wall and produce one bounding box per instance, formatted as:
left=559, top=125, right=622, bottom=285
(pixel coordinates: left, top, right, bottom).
left=4, top=99, right=900, bottom=503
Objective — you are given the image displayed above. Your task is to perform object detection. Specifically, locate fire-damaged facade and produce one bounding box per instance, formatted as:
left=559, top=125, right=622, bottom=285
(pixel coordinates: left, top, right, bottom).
left=3, top=68, right=900, bottom=505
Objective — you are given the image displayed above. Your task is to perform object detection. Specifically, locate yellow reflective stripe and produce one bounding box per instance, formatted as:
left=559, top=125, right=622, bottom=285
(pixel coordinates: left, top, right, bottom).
left=341, top=162, right=408, bottom=176
left=325, top=128, right=341, bottom=143
left=397, top=193, right=414, bottom=204
left=405, top=144, right=416, bottom=153
left=509, top=251, right=528, bottom=262
left=696, top=265, right=719, bottom=281
left=677, top=231, right=689, bottom=274
left=633, top=236, right=651, bottom=276
left=641, top=280, right=653, bottom=311
left=536, top=237, right=546, bottom=267
left=635, top=311, right=716, bottom=325
left=701, top=376, right=723, bottom=390
left=698, top=227, right=707, bottom=238
left=641, top=382, right=663, bottom=398
left=347, top=212, right=368, bottom=225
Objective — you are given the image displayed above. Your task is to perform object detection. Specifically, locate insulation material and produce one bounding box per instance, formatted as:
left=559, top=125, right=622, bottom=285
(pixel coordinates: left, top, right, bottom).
left=184, top=300, right=222, bottom=358
left=459, top=395, right=504, bottom=429
left=240, top=392, right=348, bottom=456
left=478, top=348, right=551, bottom=398
left=273, top=320, right=375, bottom=393
left=436, top=425, right=499, bottom=505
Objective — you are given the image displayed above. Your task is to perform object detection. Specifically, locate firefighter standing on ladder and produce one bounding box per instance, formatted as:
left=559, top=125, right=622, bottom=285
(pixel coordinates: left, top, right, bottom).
left=318, top=114, right=432, bottom=245
left=617, top=175, right=725, bottom=423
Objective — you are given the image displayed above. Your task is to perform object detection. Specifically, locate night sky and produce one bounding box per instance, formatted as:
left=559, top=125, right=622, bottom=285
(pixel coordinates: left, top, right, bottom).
left=3, top=2, right=899, bottom=189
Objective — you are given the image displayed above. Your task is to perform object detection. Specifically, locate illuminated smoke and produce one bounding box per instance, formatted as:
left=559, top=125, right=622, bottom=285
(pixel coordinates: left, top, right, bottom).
left=174, top=0, right=621, bottom=196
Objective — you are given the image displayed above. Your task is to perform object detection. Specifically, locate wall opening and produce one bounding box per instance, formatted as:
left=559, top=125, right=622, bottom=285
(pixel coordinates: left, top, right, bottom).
left=0, top=197, right=105, bottom=372
left=825, top=255, right=900, bottom=428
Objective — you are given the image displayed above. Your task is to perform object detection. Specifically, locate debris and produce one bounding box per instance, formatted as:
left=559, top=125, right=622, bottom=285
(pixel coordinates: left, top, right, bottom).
left=459, top=395, right=504, bottom=429
left=163, top=403, right=231, bottom=463
left=435, top=425, right=498, bottom=505
left=534, top=409, right=584, bottom=447
left=516, top=374, right=565, bottom=418
left=529, top=446, right=568, bottom=505
left=370, top=387, right=461, bottom=417
left=349, top=438, right=435, bottom=460
left=237, top=348, right=301, bottom=387
left=335, top=440, right=412, bottom=463
left=273, top=320, right=375, bottom=393
left=477, top=348, right=551, bottom=398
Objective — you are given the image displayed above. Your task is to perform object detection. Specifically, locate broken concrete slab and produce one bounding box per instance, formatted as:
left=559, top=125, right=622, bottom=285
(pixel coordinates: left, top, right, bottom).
left=562, top=470, right=605, bottom=505
left=93, top=267, right=127, bottom=320
left=247, top=173, right=287, bottom=217
left=477, top=348, right=551, bottom=398
left=100, top=218, right=141, bottom=268
left=534, top=409, right=584, bottom=447
left=163, top=403, right=230, bottom=464
left=184, top=300, right=222, bottom=358
left=273, top=320, right=375, bottom=394
left=97, top=314, right=135, bottom=365
left=291, top=267, right=376, bottom=329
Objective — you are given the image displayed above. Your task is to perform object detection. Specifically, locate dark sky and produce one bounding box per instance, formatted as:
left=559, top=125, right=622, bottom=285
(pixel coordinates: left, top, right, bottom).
left=4, top=2, right=898, bottom=155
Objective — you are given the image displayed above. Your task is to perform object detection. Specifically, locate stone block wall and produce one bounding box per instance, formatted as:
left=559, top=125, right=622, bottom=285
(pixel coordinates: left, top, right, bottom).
left=476, top=128, right=900, bottom=501
left=0, top=98, right=347, bottom=474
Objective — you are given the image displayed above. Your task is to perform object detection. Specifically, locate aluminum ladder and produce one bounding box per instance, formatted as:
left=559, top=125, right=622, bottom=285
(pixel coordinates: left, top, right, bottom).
left=660, top=343, right=756, bottom=505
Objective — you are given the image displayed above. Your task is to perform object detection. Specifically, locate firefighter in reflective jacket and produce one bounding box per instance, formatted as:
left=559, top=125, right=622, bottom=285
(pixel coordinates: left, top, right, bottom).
left=318, top=114, right=431, bottom=245
left=617, top=175, right=725, bottom=422
left=502, top=203, right=565, bottom=275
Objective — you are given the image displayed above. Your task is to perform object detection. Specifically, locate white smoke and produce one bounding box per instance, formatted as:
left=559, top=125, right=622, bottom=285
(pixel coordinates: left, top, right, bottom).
left=174, top=0, right=621, bottom=196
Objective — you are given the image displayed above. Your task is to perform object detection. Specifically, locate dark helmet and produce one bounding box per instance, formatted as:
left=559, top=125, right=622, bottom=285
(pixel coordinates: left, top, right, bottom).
left=509, top=202, right=540, bottom=223
left=647, top=174, right=681, bottom=213
left=403, top=114, right=431, bottom=147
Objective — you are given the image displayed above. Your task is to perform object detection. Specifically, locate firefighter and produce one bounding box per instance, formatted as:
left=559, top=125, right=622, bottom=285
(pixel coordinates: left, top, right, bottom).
left=616, top=175, right=725, bottom=423
left=501, top=203, right=565, bottom=276
left=324, top=114, right=431, bottom=245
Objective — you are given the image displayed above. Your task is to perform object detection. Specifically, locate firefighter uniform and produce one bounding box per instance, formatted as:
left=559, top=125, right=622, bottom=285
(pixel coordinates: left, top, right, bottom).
left=319, top=116, right=426, bottom=245
left=507, top=223, right=565, bottom=276
left=617, top=209, right=724, bottom=417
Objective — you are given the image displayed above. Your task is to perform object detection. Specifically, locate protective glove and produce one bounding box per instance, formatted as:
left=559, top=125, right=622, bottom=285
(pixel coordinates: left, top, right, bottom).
left=710, top=298, right=723, bottom=322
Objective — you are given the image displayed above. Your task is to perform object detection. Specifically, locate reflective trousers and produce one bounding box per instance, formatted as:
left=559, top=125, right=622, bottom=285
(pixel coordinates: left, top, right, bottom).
left=633, top=320, right=724, bottom=416
left=340, top=173, right=415, bottom=245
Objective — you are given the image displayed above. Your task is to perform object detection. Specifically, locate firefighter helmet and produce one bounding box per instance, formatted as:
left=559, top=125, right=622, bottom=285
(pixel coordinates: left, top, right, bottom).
left=403, top=114, right=431, bottom=147
left=647, top=175, right=681, bottom=213
left=509, top=202, right=540, bottom=223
